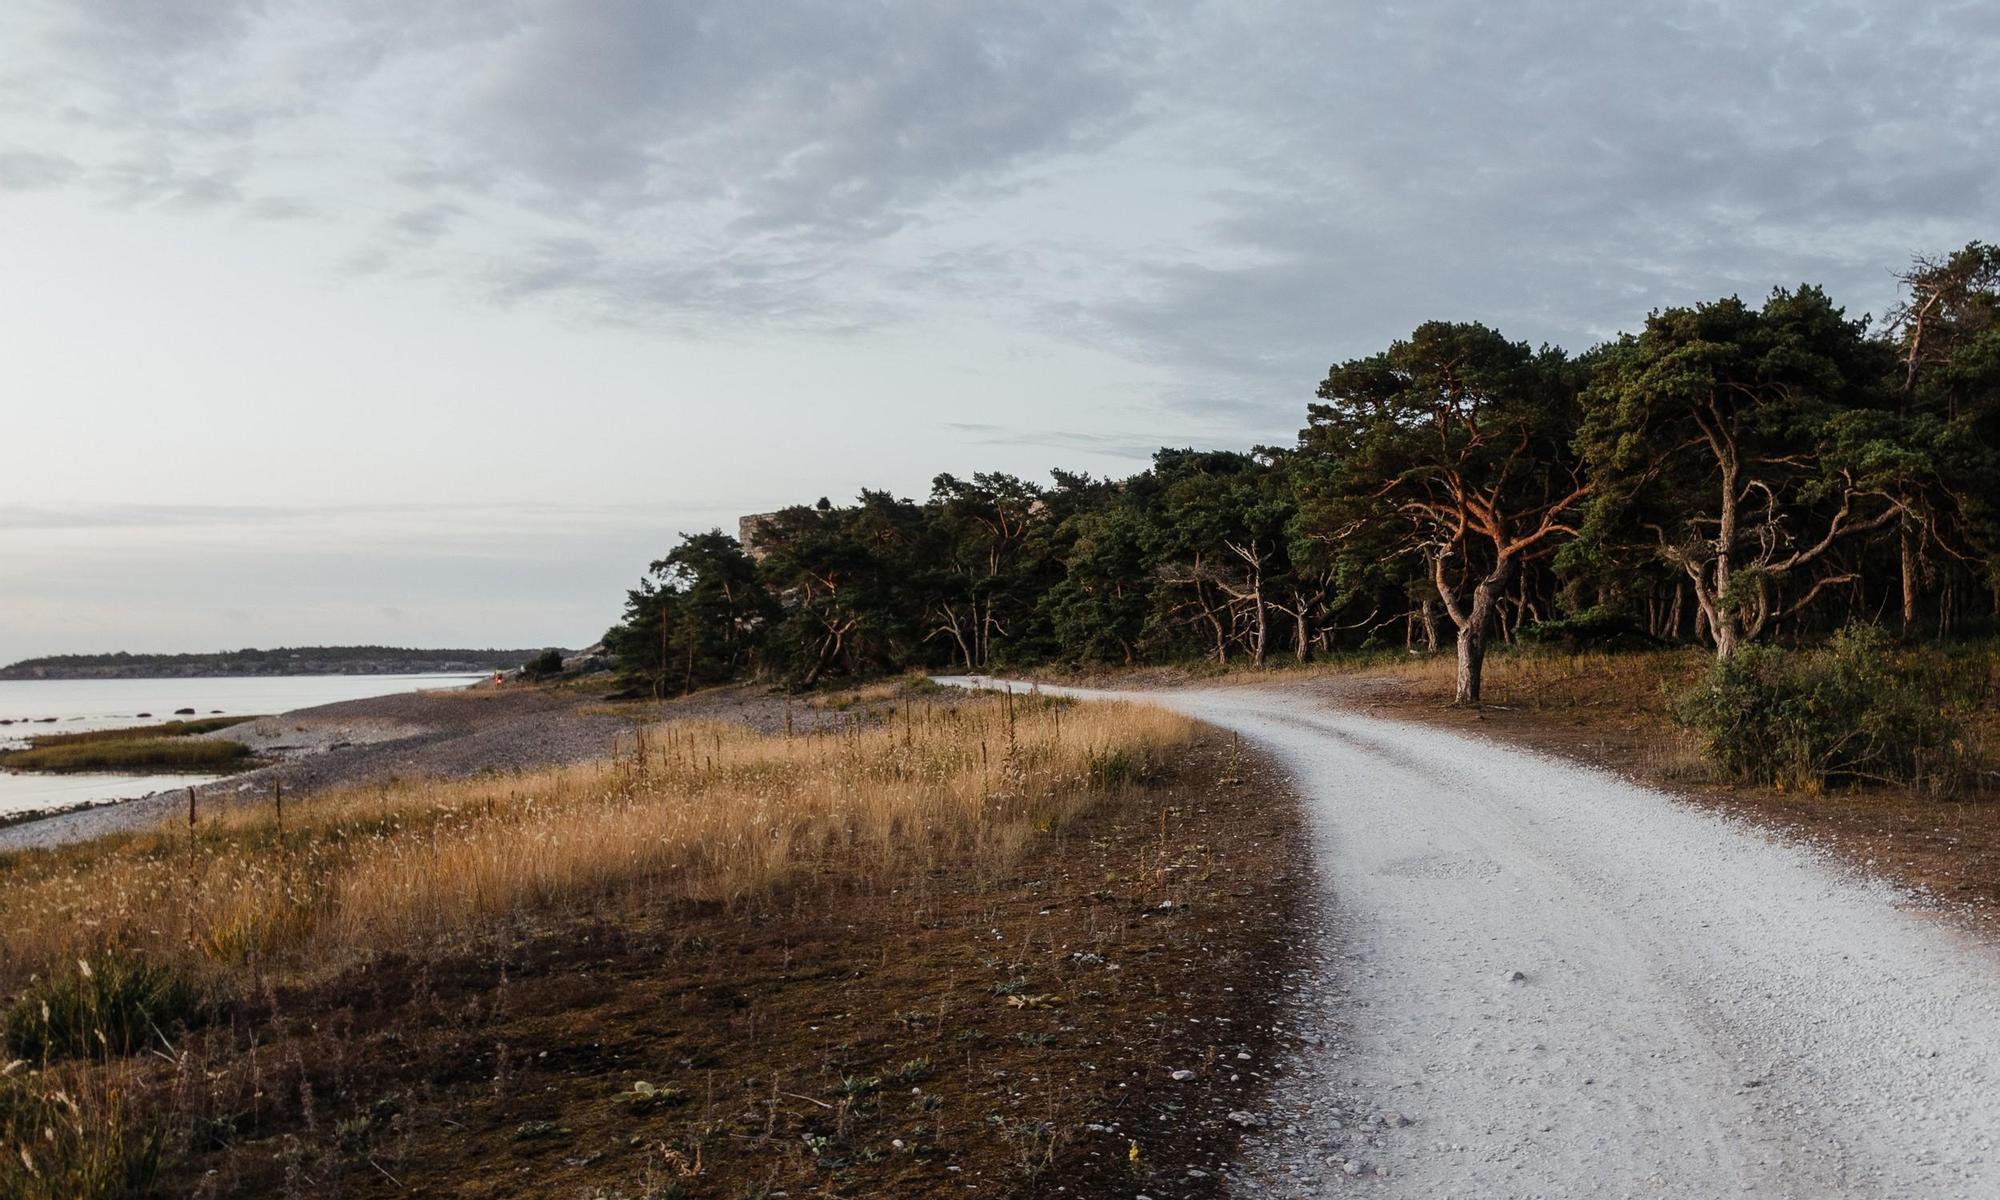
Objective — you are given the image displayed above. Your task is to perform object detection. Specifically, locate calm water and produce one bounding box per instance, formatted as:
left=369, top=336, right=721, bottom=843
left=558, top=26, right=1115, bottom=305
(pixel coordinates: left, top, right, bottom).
left=0, top=674, right=482, bottom=818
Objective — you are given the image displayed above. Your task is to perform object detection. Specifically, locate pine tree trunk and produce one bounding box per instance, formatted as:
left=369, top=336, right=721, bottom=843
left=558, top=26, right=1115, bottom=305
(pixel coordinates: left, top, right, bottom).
left=1250, top=587, right=1267, bottom=667
left=1454, top=629, right=1482, bottom=703
left=1900, top=517, right=1920, bottom=630
left=1710, top=438, right=1740, bottom=661
left=1712, top=605, right=1738, bottom=661
left=1453, top=576, right=1504, bottom=704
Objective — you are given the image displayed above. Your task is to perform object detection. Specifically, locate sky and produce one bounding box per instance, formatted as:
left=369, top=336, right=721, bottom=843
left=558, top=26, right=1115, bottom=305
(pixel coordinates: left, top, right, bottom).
left=1, top=0, right=1995, bottom=663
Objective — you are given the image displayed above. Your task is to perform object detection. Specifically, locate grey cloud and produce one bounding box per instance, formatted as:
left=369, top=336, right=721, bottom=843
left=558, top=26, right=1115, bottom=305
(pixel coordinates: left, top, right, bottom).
left=451, top=1, right=1157, bottom=238
left=944, top=423, right=1185, bottom=464
left=8, top=0, right=1997, bottom=429
left=239, top=195, right=318, bottom=221
left=56, top=0, right=262, bottom=64
left=21, top=1, right=1167, bottom=322
left=1070, top=0, right=2000, bottom=434
left=341, top=203, right=467, bottom=275
left=0, top=150, right=80, bottom=190
left=386, top=203, right=462, bottom=243
left=95, top=156, right=247, bottom=210
left=379, top=0, right=1171, bottom=321
left=483, top=235, right=897, bottom=332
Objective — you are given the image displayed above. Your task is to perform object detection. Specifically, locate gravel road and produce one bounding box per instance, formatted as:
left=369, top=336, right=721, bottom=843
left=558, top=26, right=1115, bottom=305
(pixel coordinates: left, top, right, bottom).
left=942, top=678, right=2000, bottom=1197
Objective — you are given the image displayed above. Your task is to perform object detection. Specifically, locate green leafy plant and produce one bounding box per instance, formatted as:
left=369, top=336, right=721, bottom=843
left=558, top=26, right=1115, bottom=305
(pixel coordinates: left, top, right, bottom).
left=1672, top=624, right=1979, bottom=794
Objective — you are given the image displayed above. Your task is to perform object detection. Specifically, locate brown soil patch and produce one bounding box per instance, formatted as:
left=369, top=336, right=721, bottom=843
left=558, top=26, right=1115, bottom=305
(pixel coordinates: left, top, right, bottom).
left=153, top=734, right=1309, bottom=1198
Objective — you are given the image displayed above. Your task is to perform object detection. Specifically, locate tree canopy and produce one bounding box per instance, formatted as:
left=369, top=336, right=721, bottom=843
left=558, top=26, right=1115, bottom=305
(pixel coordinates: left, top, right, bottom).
left=605, top=244, right=2000, bottom=702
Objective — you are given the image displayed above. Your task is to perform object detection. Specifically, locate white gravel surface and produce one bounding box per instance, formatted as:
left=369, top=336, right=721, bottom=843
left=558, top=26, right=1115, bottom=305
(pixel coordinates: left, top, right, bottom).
left=941, top=678, right=2000, bottom=1198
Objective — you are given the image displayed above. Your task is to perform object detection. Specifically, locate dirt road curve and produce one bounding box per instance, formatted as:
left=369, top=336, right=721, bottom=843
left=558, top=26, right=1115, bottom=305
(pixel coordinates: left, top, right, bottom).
left=942, top=679, right=2000, bottom=1197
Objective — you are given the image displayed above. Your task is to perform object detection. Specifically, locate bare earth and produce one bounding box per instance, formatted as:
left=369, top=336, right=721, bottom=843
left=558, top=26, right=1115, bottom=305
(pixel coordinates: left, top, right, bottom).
left=944, top=677, right=2000, bottom=1198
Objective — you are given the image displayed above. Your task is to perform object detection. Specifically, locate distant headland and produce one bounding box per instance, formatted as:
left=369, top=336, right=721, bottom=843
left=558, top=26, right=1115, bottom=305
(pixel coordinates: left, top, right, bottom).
left=0, top=646, right=562, bottom=680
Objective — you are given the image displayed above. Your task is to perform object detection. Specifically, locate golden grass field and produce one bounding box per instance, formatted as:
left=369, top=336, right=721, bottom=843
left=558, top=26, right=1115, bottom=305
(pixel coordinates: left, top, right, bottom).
left=1, top=690, right=1259, bottom=1199
left=0, top=691, right=1190, bottom=1000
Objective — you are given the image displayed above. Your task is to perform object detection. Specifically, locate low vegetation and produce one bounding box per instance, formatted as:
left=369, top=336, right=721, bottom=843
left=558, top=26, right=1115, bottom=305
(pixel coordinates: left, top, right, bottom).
left=0, top=691, right=1187, bottom=977
left=0, top=1064, right=161, bottom=1200
left=519, top=647, right=566, bottom=679
left=0, top=690, right=1300, bottom=1196
left=0, top=737, right=252, bottom=774
left=1673, top=625, right=1987, bottom=795
left=4, top=955, right=210, bottom=1063
left=5, top=718, right=250, bottom=746
left=0, top=718, right=257, bottom=774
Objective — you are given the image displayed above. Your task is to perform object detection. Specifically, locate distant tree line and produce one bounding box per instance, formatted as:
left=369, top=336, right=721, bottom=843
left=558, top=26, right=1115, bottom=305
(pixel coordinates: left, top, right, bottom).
left=606, top=245, right=2000, bottom=702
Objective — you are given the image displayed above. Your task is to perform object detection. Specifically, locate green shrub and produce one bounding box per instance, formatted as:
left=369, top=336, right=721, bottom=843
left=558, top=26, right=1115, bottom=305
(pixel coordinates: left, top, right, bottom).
left=522, top=648, right=567, bottom=679
left=1671, top=624, right=1978, bottom=795
left=1517, top=605, right=1660, bottom=652
left=4, top=955, right=209, bottom=1063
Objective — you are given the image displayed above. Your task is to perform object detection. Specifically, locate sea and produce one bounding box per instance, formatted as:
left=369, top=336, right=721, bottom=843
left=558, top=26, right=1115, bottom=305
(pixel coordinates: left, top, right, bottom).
left=0, top=674, right=483, bottom=819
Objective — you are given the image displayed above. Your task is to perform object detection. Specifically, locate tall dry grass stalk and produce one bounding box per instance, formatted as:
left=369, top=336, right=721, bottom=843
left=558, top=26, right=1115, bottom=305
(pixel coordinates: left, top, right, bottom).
left=0, top=694, right=1189, bottom=990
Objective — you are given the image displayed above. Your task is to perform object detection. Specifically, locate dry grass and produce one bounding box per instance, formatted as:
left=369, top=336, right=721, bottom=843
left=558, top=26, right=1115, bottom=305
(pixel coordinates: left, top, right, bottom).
left=2, top=717, right=252, bottom=748
left=0, top=717, right=259, bottom=774
left=0, top=737, right=252, bottom=774
left=806, top=671, right=943, bottom=709
left=1359, top=646, right=1710, bottom=711
left=0, top=693, right=1190, bottom=993
left=0, top=691, right=1209, bottom=1197
left=122, top=728, right=1302, bottom=1198
left=0, top=1059, right=161, bottom=1200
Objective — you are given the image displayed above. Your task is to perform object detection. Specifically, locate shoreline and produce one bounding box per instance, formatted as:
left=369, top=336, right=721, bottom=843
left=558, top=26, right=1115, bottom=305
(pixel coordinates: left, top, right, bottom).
left=0, top=684, right=594, bottom=851
left=0, top=673, right=496, bottom=832
left=0, top=650, right=553, bottom=681
left=0, top=680, right=849, bottom=853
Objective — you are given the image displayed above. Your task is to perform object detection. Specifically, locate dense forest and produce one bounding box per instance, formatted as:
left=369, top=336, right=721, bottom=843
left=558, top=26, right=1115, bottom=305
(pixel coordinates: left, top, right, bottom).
left=606, top=245, right=2000, bottom=702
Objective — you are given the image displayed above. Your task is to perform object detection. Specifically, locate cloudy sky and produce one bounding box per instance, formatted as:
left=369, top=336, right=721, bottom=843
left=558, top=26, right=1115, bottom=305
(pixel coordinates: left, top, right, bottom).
left=1, top=0, right=1994, bottom=662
